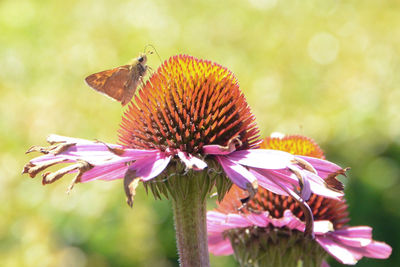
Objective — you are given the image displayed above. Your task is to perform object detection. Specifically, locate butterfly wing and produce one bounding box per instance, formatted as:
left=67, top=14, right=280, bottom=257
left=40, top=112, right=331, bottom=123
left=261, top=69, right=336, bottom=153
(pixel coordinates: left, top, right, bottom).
left=120, top=65, right=145, bottom=106
left=85, top=65, right=131, bottom=103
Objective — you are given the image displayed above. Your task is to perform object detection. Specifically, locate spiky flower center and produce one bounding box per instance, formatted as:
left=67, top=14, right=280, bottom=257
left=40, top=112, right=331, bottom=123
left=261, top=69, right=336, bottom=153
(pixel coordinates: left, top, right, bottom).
left=118, top=55, right=259, bottom=155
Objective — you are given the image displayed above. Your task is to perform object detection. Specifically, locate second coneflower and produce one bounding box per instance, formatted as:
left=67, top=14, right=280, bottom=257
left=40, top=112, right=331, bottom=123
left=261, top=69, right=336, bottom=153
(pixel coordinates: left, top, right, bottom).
left=23, top=55, right=345, bottom=266
left=207, top=134, right=392, bottom=266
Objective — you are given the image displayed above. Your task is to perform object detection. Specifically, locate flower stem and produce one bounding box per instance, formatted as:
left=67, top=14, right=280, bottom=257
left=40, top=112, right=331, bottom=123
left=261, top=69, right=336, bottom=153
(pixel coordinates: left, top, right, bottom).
left=171, top=173, right=210, bottom=267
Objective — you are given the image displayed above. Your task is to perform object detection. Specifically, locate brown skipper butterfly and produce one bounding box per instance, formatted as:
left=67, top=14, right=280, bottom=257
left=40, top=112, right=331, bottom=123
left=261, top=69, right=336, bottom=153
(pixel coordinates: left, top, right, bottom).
left=85, top=53, right=149, bottom=106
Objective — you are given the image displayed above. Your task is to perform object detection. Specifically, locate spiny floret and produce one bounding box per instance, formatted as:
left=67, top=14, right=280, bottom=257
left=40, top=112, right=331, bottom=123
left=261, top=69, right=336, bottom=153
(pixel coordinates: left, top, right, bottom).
left=118, top=55, right=259, bottom=154
left=261, top=135, right=325, bottom=159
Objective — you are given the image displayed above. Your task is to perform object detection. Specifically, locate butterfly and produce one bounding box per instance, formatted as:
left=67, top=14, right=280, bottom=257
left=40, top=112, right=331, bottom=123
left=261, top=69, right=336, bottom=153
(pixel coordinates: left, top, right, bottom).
left=85, top=53, right=149, bottom=106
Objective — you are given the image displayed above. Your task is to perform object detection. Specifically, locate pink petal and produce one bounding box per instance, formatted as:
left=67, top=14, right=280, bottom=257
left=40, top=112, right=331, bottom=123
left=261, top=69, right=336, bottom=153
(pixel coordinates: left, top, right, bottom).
left=321, top=260, right=330, bottom=267
left=47, top=134, right=93, bottom=144
left=334, top=226, right=372, bottom=239
left=130, top=153, right=172, bottom=181
left=269, top=210, right=305, bottom=232
left=81, top=162, right=128, bottom=182
left=316, top=227, right=392, bottom=264
left=216, top=156, right=257, bottom=190
left=316, top=236, right=359, bottom=265
left=249, top=169, right=290, bottom=196
left=208, top=233, right=234, bottom=255
left=297, top=156, right=343, bottom=179
left=246, top=212, right=270, bottom=227
left=289, top=165, right=312, bottom=200
left=203, top=144, right=236, bottom=155
left=225, top=213, right=254, bottom=228
left=360, top=241, right=392, bottom=259
left=227, top=149, right=294, bottom=169
left=256, top=168, right=299, bottom=187
left=302, top=171, right=343, bottom=199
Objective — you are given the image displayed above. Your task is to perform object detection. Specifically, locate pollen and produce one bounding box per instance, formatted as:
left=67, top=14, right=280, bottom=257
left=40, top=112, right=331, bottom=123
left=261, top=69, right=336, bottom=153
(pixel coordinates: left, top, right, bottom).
left=260, top=135, right=325, bottom=159
left=118, top=55, right=259, bottom=154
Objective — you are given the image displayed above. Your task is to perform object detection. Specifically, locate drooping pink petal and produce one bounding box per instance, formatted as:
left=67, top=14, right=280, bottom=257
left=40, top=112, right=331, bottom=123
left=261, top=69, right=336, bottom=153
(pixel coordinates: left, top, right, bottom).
left=268, top=210, right=305, bottom=232
left=208, top=234, right=234, bottom=255
left=246, top=212, right=269, bottom=227
left=297, top=156, right=343, bottom=179
left=316, top=226, right=392, bottom=265
left=129, top=153, right=172, bottom=181
left=301, top=171, right=344, bottom=199
left=216, top=156, right=258, bottom=190
left=255, top=167, right=343, bottom=200
left=316, top=235, right=360, bottom=264
left=249, top=169, right=290, bottom=196
left=333, top=226, right=372, bottom=239
left=321, top=260, right=330, bottom=267
left=81, top=162, right=128, bottom=182
left=360, top=241, right=392, bottom=259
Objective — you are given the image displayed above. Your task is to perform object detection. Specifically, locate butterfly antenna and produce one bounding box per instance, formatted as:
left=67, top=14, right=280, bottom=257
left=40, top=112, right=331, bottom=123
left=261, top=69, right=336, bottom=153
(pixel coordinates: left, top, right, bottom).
left=144, top=44, right=163, bottom=64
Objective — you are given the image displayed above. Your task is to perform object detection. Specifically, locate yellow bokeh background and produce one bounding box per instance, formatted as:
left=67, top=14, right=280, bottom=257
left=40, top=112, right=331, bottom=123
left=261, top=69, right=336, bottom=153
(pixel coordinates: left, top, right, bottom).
left=1, top=0, right=399, bottom=266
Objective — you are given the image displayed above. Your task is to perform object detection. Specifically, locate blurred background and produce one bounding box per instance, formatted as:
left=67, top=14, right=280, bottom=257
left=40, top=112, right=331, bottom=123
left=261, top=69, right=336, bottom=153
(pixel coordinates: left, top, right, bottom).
left=1, top=0, right=398, bottom=266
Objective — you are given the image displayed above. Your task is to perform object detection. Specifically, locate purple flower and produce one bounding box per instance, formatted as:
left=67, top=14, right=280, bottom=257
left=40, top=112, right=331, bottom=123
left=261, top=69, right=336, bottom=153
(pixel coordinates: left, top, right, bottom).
left=208, top=209, right=391, bottom=265
left=23, top=55, right=343, bottom=209
left=207, top=135, right=392, bottom=266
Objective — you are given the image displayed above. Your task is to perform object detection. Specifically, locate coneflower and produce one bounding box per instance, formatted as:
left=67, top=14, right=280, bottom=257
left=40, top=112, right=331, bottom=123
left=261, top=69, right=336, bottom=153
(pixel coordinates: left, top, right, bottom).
left=24, top=55, right=345, bottom=266
left=207, top=134, right=392, bottom=266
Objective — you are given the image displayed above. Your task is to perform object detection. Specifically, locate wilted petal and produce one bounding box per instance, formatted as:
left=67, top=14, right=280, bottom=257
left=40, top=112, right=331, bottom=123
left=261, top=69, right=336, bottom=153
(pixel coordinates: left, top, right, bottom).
left=124, top=169, right=141, bottom=207
left=24, top=135, right=172, bottom=189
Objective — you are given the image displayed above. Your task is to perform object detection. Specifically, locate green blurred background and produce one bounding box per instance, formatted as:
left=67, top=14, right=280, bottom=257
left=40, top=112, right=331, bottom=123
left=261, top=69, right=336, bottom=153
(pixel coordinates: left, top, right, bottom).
left=1, top=0, right=398, bottom=266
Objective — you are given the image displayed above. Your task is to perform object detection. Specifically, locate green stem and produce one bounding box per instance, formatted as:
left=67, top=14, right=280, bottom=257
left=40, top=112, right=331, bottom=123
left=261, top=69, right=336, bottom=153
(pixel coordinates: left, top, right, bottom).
left=171, top=175, right=210, bottom=267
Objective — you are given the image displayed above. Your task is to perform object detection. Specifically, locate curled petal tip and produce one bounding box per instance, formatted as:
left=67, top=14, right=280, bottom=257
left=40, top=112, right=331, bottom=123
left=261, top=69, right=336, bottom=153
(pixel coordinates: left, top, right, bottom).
left=95, top=139, right=126, bottom=156
left=124, top=169, right=140, bottom=208
left=203, top=136, right=242, bottom=155
left=25, top=146, right=39, bottom=154
left=294, top=157, right=318, bottom=175
left=325, top=168, right=349, bottom=192
left=26, top=143, right=75, bottom=155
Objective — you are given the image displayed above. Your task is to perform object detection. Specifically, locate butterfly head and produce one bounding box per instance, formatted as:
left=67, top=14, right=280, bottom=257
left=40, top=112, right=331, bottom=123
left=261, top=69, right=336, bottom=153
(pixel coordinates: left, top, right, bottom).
left=136, top=53, right=148, bottom=66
